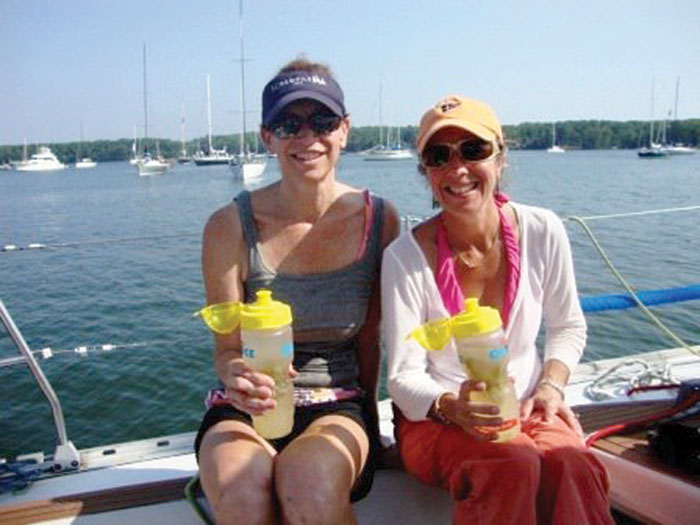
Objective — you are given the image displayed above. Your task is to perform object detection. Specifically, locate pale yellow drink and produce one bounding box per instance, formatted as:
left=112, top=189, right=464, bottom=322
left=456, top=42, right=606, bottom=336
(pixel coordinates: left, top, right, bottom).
left=241, top=290, right=295, bottom=439
left=451, top=299, right=520, bottom=443
left=408, top=298, right=521, bottom=442
left=455, top=337, right=520, bottom=442
left=242, top=343, right=294, bottom=439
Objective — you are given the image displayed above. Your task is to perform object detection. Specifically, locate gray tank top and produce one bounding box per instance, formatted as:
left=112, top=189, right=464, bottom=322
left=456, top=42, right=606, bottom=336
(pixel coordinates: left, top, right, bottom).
left=236, top=190, right=385, bottom=388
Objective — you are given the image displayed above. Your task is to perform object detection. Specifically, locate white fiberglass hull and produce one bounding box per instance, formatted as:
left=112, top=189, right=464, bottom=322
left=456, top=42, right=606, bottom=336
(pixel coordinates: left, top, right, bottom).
left=192, top=156, right=231, bottom=166
left=664, top=146, right=696, bottom=155
left=16, top=162, right=66, bottom=172
left=230, top=160, right=266, bottom=180
left=137, top=160, right=169, bottom=176
left=363, top=150, right=413, bottom=161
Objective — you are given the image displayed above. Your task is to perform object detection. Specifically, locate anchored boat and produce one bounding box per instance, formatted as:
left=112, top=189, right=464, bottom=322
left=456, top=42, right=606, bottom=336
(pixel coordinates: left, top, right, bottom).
left=135, top=44, right=169, bottom=176
left=192, top=75, right=232, bottom=167
left=15, top=146, right=66, bottom=172
left=229, top=0, right=266, bottom=181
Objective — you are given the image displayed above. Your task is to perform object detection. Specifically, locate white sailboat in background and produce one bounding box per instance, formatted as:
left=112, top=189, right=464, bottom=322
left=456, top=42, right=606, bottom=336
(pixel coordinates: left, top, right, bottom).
left=136, top=44, right=169, bottom=176
left=75, top=158, right=97, bottom=169
left=665, top=143, right=696, bottom=155
left=363, top=84, right=412, bottom=161
left=75, top=122, right=97, bottom=169
left=638, top=79, right=668, bottom=159
left=547, top=123, right=565, bottom=153
left=178, top=101, right=191, bottom=164
left=664, top=77, right=696, bottom=155
left=230, top=0, right=266, bottom=180
left=76, top=158, right=97, bottom=169
left=11, top=138, right=28, bottom=169
left=193, top=75, right=232, bottom=166
left=129, top=126, right=140, bottom=165
left=363, top=126, right=413, bottom=161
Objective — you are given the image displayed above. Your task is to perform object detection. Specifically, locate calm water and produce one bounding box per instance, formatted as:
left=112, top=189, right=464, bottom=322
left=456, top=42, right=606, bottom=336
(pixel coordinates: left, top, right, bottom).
left=1, top=151, right=699, bottom=458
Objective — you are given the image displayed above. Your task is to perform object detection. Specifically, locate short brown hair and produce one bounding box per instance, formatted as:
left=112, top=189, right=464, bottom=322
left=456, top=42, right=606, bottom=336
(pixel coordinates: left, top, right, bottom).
left=276, top=55, right=335, bottom=79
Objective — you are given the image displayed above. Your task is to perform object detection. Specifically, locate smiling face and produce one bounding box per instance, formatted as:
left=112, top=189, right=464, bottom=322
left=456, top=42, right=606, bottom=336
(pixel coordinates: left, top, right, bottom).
left=261, top=99, right=349, bottom=182
left=423, top=126, right=503, bottom=216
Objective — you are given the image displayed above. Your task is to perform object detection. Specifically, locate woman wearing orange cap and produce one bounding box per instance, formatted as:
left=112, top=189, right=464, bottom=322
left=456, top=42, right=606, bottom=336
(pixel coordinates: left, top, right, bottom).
left=195, top=57, right=400, bottom=524
left=381, top=95, right=613, bottom=523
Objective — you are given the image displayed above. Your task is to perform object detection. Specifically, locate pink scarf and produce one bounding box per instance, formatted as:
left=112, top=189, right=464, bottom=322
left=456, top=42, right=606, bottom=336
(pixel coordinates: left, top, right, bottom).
left=435, top=193, right=520, bottom=325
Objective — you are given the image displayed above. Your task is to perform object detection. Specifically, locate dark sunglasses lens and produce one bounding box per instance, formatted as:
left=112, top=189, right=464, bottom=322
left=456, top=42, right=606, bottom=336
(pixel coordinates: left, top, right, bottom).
left=422, top=145, right=451, bottom=167
left=271, top=116, right=302, bottom=138
left=309, top=114, right=342, bottom=135
left=460, top=140, right=494, bottom=161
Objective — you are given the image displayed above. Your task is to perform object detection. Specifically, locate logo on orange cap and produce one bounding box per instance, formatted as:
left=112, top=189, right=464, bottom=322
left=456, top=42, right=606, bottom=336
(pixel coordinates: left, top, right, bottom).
left=416, top=95, right=503, bottom=154
left=439, top=98, right=461, bottom=114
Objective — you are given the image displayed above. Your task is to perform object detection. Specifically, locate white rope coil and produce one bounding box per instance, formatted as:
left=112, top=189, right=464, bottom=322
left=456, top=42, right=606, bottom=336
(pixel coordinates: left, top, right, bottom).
left=584, top=359, right=678, bottom=401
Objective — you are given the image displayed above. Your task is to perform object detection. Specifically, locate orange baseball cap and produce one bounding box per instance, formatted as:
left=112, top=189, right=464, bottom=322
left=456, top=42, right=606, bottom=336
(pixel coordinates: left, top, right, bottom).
left=416, top=95, right=503, bottom=153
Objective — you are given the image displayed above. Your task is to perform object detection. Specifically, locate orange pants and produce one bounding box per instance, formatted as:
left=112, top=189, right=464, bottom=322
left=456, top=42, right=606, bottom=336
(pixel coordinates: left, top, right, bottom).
left=398, top=413, right=613, bottom=525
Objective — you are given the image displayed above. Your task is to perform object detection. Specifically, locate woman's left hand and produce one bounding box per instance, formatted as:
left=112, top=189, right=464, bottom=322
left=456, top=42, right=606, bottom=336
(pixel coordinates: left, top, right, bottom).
left=520, top=385, right=583, bottom=437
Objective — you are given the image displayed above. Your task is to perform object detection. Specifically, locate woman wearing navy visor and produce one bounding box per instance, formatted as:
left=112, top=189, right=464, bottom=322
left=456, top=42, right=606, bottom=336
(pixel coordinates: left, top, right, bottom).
left=195, top=57, right=399, bottom=524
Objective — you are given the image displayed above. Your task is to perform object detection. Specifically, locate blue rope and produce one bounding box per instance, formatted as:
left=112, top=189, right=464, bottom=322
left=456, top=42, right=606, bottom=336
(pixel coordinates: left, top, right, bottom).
left=581, top=285, right=700, bottom=313
left=0, top=460, right=42, bottom=494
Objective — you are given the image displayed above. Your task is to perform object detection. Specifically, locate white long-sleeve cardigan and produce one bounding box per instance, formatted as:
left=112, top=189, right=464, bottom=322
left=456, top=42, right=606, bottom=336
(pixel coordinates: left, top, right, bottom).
left=381, top=203, right=587, bottom=421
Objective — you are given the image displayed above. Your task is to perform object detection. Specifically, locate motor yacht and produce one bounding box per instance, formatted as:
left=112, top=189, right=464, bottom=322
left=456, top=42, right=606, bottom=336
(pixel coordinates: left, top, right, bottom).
left=15, top=146, right=66, bottom=172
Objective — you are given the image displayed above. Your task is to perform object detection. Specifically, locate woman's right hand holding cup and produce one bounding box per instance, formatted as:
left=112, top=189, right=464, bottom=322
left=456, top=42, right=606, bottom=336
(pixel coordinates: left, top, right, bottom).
left=223, top=358, right=277, bottom=415
left=443, top=379, right=503, bottom=441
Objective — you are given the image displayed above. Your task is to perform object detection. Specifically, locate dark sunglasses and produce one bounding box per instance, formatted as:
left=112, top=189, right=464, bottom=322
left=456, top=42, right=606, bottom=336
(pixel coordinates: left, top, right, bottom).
left=268, top=112, right=343, bottom=139
left=421, top=138, right=499, bottom=168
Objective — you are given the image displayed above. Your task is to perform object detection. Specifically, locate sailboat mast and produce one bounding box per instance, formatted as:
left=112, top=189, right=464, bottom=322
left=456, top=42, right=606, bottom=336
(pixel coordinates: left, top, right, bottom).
left=206, top=74, right=213, bottom=152
left=238, top=0, right=246, bottom=156
left=142, top=44, right=149, bottom=153
left=674, top=76, right=680, bottom=121
left=180, top=100, right=186, bottom=155
left=379, top=83, right=383, bottom=147
left=78, top=121, right=83, bottom=160
left=649, top=78, right=655, bottom=146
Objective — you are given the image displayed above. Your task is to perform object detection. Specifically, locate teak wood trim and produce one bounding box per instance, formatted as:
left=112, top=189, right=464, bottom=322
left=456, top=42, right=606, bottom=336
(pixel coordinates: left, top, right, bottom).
left=0, top=476, right=192, bottom=525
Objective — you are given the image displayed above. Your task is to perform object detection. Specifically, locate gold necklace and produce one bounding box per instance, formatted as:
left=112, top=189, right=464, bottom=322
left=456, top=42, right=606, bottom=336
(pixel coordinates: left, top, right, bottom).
left=453, top=229, right=500, bottom=270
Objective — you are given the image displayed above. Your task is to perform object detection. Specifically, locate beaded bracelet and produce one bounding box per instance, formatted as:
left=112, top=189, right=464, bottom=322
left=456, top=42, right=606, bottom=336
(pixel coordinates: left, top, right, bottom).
left=538, top=379, right=566, bottom=400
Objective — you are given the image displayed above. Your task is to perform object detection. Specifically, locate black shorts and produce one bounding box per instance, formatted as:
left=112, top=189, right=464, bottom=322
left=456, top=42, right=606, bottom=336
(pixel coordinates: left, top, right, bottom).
left=194, top=397, right=378, bottom=502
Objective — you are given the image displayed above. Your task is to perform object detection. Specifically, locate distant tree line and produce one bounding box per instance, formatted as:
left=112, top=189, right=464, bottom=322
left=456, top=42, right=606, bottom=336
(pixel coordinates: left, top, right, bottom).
left=2, top=120, right=699, bottom=163
left=503, top=119, right=700, bottom=150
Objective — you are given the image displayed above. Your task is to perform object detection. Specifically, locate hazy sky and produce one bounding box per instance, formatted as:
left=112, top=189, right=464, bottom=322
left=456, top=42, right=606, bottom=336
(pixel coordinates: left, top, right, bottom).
left=1, top=0, right=699, bottom=145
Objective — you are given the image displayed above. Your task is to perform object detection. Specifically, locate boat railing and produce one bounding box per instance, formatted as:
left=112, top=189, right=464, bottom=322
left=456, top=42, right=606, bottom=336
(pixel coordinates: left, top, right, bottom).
left=0, top=300, right=80, bottom=472
left=565, top=205, right=700, bottom=360
left=563, top=206, right=700, bottom=400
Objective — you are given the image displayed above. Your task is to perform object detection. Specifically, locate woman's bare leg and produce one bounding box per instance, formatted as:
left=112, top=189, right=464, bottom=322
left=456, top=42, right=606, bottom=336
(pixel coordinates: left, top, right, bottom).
left=275, top=414, right=370, bottom=525
left=199, top=420, right=278, bottom=525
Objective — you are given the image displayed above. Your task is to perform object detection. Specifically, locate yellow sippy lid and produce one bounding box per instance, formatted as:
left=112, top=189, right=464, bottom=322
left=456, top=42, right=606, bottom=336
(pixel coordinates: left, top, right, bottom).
left=451, top=298, right=502, bottom=338
left=407, top=298, right=501, bottom=350
left=240, top=289, right=292, bottom=330
left=194, top=301, right=241, bottom=335
left=407, top=318, right=452, bottom=351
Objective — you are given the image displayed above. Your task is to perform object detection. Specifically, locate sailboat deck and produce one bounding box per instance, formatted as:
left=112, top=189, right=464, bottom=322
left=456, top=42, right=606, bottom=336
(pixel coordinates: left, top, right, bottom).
left=574, top=399, right=700, bottom=492
left=1, top=347, right=698, bottom=524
